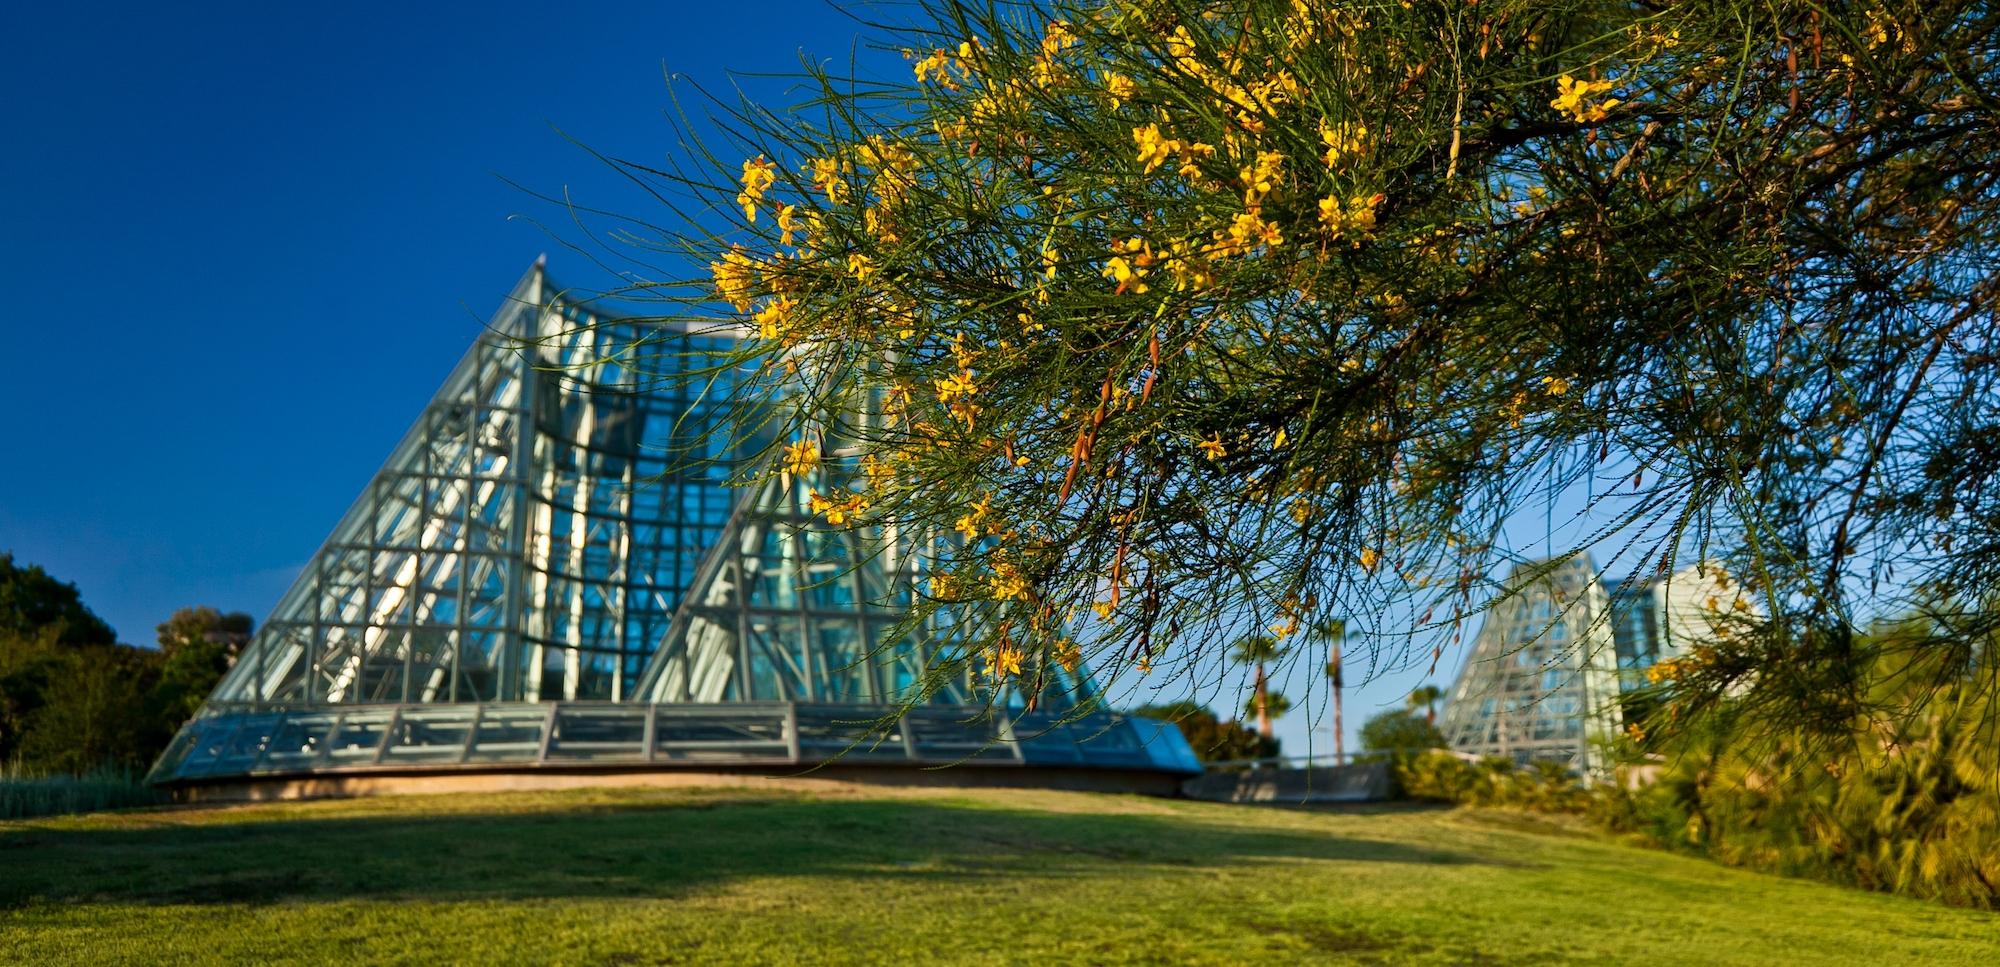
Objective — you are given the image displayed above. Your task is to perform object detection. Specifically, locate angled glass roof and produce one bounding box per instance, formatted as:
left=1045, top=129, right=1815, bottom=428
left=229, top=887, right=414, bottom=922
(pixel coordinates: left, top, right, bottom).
left=157, top=261, right=1195, bottom=786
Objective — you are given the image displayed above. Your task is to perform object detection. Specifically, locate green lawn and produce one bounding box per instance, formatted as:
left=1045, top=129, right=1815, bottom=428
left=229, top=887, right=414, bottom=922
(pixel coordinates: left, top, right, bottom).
left=2, top=784, right=1993, bottom=965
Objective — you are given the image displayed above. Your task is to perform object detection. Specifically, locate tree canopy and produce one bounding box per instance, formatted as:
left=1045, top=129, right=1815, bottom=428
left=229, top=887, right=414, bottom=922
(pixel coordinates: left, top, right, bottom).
left=1359, top=708, right=1447, bottom=754
left=583, top=0, right=2000, bottom=734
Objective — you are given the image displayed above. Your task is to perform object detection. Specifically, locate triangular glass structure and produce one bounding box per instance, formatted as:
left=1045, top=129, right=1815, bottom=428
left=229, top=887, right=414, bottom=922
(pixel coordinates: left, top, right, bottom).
left=203, top=262, right=742, bottom=707
left=151, top=262, right=1195, bottom=789
left=1438, top=556, right=1623, bottom=775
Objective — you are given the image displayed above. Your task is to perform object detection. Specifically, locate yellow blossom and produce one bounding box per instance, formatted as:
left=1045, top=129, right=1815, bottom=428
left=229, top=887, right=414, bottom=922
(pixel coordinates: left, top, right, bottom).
left=709, top=246, right=759, bottom=312
left=987, top=559, right=1031, bottom=601
left=1104, top=72, right=1135, bottom=110
left=1133, top=123, right=1178, bottom=174
left=912, top=48, right=960, bottom=89
left=776, top=204, right=800, bottom=247
left=1318, top=192, right=1383, bottom=240
left=1215, top=211, right=1283, bottom=255
left=809, top=156, right=849, bottom=204
left=847, top=252, right=878, bottom=281
left=1198, top=433, right=1227, bottom=460
left=1359, top=547, right=1381, bottom=571
left=808, top=490, right=869, bottom=525
left=781, top=439, right=820, bottom=476
left=1102, top=236, right=1155, bottom=294
left=1551, top=74, right=1620, bottom=123
left=753, top=298, right=795, bottom=341
left=1319, top=120, right=1368, bottom=169
left=736, top=156, right=777, bottom=222
left=1239, top=150, right=1286, bottom=206
left=1542, top=375, right=1571, bottom=396
left=935, top=368, right=980, bottom=403
left=983, top=641, right=1025, bottom=679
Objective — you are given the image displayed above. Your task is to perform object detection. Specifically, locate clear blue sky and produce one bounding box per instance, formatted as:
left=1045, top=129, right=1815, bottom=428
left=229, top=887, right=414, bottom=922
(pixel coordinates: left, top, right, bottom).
left=0, top=0, right=1631, bottom=757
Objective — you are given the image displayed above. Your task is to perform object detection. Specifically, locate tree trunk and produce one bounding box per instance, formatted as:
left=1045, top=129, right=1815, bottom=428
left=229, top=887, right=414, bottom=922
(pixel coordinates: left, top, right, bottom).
left=1332, top=643, right=1344, bottom=768
left=1253, top=662, right=1271, bottom=739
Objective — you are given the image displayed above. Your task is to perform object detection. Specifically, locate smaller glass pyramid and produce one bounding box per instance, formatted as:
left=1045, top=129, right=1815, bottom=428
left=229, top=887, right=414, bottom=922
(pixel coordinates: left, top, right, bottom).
left=1438, top=557, right=1623, bottom=774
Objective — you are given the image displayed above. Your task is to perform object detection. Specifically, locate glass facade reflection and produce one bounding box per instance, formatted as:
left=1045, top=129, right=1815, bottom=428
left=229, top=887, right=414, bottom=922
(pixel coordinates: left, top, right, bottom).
left=153, top=261, right=1197, bottom=787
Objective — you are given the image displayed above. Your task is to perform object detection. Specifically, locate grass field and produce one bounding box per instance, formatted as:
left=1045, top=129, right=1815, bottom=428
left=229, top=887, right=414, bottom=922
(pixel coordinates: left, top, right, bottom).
left=3, top=784, right=1995, bottom=965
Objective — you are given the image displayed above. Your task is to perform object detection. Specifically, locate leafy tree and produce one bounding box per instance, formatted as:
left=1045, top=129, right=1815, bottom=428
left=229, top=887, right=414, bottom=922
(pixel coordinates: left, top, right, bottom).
left=147, top=608, right=249, bottom=728
left=587, top=0, right=2000, bottom=741
left=1407, top=684, right=1444, bottom=724
left=1131, top=699, right=1275, bottom=762
left=1360, top=708, right=1447, bottom=755
left=0, top=553, right=114, bottom=647
left=0, top=557, right=246, bottom=772
left=155, top=607, right=251, bottom=661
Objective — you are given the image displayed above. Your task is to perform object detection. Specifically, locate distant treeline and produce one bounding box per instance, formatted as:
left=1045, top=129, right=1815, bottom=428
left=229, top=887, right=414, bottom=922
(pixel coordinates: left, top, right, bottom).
left=0, top=553, right=243, bottom=775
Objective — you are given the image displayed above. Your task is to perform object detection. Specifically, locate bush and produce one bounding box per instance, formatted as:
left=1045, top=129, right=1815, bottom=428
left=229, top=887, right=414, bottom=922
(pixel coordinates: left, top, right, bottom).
left=1391, top=751, right=1589, bottom=814
left=0, top=763, right=165, bottom=820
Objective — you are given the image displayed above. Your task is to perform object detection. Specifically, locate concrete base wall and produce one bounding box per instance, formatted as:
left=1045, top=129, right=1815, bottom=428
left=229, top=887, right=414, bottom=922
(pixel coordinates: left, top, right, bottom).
left=1182, top=762, right=1394, bottom=804
left=166, top=762, right=1190, bottom=804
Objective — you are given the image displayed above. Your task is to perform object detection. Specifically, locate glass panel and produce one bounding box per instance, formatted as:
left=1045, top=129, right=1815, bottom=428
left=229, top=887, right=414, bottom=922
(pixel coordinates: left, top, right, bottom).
left=258, top=714, right=340, bottom=771
left=464, top=708, right=548, bottom=763
left=653, top=707, right=789, bottom=760
left=381, top=707, right=478, bottom=763
left=544, top=707, right=646, bottom=760
left=323, top=710, right=396, bottom=766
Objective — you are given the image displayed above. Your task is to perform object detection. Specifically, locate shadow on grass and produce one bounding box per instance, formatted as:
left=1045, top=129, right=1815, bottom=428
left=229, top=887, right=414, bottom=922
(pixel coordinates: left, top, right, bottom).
left=0, top=794, right=1493, bottom=908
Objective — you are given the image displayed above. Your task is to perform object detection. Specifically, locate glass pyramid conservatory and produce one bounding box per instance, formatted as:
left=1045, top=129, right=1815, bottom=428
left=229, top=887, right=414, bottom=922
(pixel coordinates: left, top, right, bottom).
left=147, top=261, right=1198, bottom=792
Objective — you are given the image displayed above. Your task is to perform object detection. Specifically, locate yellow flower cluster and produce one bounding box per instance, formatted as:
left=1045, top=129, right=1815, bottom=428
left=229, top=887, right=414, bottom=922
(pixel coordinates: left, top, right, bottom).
left=1213, top=210, right=1283, bottom=256
left=986, top=557, right=1031, bottom=601
left=709, top=246, right=759, bottom=312
left=1103, top=72, right=1135, bottom=110
left=1131, top=123, right=1214, bottom=178
left=809, top=156, right=850, bottom=205
left=753, top=297, right=796, bottom=342
left=1551, top=74, right=1619, bottom=123
left=781, top=439, right=820, bottom=476
left=911, top=48, right=962, bottom=89
left=737, top=156, right=777, bottom=222
left=1239, top=150, right=1286, bottom=207
left=808, top=490, right=870, bottom=525
left=1318, top=193, right=1382, bottom=241
left=982, top=640, right=1025, bottom=679
left=1102, top=236, right=1155, bottom=294
left=954, top=493, right=999, bottom=541
left=1319, top=120, right=1368, bottom=170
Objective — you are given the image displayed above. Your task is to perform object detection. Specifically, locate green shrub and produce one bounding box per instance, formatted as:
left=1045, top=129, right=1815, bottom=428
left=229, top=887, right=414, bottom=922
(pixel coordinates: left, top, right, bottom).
left=0, top=763, right=166, bottom=820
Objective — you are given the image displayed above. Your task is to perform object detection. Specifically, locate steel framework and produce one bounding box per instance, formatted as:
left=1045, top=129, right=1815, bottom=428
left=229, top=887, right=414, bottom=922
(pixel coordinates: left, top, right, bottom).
left=1438, top=557, right=1623, bottom=775
left=150, top=261, right=1195, bottom=787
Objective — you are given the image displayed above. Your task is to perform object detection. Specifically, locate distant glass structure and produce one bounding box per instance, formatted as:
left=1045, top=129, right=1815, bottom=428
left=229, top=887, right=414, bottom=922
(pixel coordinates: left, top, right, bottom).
left=1609, top=563, right=1738, bottom=678
left=1438, top=557, right=1623, bottom=775
left=149, top=262, right=1197, bottom=789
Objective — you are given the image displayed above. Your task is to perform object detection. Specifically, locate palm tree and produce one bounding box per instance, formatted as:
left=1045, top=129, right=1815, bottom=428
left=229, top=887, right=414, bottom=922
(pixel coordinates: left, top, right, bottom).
left=1312, top=618, right=1346, bottom=766
left=1230, top=635, right=1287, bottom=739
left=1245, top=690, right=1293, bottom=727
left=1408, top=684, right=1444, bottom=724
